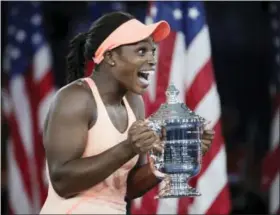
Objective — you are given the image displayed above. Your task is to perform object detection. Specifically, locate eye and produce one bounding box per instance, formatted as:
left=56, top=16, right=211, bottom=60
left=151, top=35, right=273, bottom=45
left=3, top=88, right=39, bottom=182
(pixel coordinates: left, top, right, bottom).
left=137, top=47, right=147, bottom=56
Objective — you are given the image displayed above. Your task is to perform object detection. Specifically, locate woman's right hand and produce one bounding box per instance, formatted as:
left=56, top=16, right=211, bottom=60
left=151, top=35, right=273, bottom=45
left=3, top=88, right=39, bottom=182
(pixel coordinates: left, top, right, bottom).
left=127, top=120, right=163, bottom=154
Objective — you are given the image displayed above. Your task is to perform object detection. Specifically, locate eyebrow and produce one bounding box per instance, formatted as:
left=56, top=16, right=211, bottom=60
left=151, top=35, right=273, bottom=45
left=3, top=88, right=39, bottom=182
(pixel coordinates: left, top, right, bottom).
left=120, top=38, right=156, bottom=50
left=137, top=39, right=156, bottom=48
left=139, top=38, right=154, bottom=44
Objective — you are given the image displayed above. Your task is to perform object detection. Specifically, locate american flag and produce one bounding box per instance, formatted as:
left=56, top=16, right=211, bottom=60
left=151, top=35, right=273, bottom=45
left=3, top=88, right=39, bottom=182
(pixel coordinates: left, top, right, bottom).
left=131, top=2, right=231, bottom=214
left=2, top=2, right=55, bottom=214
left=261, top=2, right=280, bottom=214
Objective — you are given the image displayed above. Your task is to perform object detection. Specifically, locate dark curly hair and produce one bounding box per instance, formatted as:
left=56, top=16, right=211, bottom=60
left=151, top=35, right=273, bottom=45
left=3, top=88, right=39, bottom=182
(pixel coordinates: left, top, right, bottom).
left=66, top=11, right=135, bottom=83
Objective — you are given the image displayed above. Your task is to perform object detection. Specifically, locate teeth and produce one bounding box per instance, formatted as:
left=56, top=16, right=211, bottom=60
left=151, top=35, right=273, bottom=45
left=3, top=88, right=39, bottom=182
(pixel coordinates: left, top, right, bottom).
left=140, top=70, right=155, bottom=75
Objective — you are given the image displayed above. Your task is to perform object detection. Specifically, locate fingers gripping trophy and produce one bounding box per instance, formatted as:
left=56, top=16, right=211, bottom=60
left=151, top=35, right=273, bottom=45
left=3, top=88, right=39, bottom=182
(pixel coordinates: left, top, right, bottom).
left=148, top=83, right=206, bottom=198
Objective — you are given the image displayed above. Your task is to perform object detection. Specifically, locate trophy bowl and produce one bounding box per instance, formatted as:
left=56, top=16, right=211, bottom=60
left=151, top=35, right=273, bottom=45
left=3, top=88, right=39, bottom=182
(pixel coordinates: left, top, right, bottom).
left=148, top=83, right=206, bottom=198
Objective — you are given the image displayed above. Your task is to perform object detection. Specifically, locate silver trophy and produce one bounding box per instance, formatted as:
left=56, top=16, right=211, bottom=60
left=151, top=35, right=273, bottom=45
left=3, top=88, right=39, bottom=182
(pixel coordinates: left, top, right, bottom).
left=148, top=83, right=206, bottom=198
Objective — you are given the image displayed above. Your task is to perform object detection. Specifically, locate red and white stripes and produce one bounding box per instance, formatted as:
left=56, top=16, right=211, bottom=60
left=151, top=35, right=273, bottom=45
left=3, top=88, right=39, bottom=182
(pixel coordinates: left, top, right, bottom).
left=4, top=43, right=55, bottom=214
left=181, top=21, right=230, bottom=215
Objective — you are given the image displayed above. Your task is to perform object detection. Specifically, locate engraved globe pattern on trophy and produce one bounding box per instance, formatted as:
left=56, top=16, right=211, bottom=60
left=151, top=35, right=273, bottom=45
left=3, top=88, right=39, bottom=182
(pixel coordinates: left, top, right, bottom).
left=148, top=83, right=206, bottom=198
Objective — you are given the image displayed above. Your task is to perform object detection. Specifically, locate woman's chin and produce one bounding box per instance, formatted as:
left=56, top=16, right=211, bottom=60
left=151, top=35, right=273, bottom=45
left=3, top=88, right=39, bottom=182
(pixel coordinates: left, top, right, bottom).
left=131, top=85, right=148, bottom=95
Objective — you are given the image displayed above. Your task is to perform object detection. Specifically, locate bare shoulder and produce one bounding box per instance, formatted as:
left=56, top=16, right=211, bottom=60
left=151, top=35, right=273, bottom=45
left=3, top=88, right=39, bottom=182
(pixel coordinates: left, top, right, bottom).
left=46, top=80, right=96, bottom=130
left=125, top=91, right=145, bottom=120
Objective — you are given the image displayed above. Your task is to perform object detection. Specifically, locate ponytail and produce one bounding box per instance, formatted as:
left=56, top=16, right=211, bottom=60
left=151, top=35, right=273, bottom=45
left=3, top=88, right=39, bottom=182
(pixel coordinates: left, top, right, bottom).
left=66, top=32, right=87, bottom=83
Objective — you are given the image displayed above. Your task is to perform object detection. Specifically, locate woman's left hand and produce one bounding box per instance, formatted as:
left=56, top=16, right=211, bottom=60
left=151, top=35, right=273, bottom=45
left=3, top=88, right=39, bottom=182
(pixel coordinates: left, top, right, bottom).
left=201, top=129, right=215, bottom=155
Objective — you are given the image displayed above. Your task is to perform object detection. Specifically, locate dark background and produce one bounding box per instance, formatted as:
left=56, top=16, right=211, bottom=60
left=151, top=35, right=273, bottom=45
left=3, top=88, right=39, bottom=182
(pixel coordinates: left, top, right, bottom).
left=1, top=1, right=279, bottom=214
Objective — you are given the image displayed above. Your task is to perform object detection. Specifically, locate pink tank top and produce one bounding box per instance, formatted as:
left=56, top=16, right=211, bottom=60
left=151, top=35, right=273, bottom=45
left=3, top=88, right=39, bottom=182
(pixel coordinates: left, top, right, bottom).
left=40, top=78, right=139, bottom=214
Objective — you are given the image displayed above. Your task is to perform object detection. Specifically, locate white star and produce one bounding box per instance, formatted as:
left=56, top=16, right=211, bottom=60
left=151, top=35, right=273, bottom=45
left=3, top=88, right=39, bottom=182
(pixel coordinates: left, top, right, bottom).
left=173, top=8, right=182, bottom=20
left=145, top=16, right=154, bottom=25
left=188, top=7, right=200, bottom=20
left=16, top=30, right=26, bottom=43
left=32, top=33, right=42, bottom=45
left=10, top=47, right=20, bottom=60
left=31, top=14, right=42, bottom=26
left=150, top=5, right=157, bottom=17
left=8, top=25, right=16, bottom=35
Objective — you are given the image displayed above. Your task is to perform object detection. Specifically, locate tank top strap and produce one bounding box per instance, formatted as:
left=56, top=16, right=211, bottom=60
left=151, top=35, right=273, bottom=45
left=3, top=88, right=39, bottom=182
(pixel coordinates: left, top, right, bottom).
left=83, top=77, right=106, bottom=113
left=122, top=96, right=137, bottom=127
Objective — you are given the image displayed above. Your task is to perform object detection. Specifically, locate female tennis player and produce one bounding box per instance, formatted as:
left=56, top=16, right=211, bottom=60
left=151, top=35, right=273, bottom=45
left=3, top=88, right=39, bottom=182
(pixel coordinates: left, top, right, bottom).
left=40, top=12, right=214, bottom=214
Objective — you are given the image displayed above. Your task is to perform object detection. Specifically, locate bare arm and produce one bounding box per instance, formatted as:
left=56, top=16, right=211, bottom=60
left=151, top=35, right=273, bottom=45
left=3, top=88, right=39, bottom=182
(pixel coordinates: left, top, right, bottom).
left=126, top=157, right=161, bottom=200
left=125, top=93, right=161, bottom=200
left=44, top=83, right=138, bottom=198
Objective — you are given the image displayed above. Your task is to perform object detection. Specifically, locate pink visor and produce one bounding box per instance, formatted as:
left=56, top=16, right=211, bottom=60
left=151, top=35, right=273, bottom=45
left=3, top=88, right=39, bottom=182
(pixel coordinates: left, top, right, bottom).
left=93, top=19, right=171, bottom=64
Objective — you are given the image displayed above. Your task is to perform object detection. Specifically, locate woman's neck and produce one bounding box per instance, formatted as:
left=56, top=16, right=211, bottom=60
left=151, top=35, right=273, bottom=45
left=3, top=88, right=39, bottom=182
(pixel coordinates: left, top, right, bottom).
left=90, top=69, right=127, bottom=106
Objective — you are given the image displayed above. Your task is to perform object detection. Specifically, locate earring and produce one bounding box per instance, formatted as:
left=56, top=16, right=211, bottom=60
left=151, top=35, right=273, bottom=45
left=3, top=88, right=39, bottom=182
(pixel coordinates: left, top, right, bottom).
left=111, top=62, right=115, bottom=66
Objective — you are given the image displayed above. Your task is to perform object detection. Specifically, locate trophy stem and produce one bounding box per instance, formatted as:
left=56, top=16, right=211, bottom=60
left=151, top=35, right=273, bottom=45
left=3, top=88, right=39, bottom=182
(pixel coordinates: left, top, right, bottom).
left=157, top=174, right=201, bottom=198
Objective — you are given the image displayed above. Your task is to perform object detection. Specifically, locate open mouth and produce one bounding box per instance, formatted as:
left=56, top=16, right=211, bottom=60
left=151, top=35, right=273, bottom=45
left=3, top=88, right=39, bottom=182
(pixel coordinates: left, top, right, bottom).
left=138, top=71, right=150, bottom=80
left=137, top=70, right=154, bottom=87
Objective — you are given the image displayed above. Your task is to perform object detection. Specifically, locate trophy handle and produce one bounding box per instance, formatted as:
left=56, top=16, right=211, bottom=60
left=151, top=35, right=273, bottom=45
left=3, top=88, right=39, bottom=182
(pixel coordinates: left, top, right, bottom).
left=146, top=120, right=166, bottom=179
left=148, top=154, right=166, bottom=179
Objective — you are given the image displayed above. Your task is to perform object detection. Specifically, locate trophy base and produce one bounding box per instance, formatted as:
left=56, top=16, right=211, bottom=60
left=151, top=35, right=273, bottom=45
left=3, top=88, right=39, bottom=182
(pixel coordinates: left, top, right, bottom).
left=157, top=173, right=201, bottom=199
left=157, top=188, right=201, bottom=199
